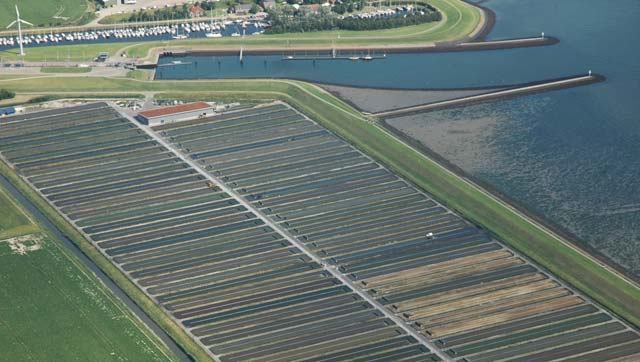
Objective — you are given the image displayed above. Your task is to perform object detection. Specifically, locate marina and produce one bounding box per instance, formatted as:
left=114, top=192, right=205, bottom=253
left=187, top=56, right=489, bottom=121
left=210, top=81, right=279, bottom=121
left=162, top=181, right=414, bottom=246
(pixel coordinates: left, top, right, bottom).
left=0, top=20, right=266, bottom=53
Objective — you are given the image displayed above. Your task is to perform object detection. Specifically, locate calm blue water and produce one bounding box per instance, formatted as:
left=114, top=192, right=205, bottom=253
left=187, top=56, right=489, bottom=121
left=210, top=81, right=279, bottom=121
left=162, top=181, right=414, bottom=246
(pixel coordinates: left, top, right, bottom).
left=418, top=0, right=640, bottom=276
left=158, top=0, right=640, bottom=276
left=155, top=46, right=585, bottom=88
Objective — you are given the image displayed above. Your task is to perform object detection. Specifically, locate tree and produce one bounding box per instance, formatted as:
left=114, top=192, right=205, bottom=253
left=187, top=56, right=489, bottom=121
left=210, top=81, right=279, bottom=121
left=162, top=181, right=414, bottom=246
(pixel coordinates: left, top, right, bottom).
left=0, top=89, right=15, bottom=100
left=265, top=5, right=440, bottom=34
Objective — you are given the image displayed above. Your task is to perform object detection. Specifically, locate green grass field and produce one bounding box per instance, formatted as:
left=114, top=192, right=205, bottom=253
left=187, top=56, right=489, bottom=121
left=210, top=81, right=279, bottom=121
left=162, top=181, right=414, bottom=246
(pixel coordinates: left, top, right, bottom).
left=0, top=188, right=37, bottom=239
left=0, top=0, right=93, bottom=28
left=0, top=182, right=176, bottom=362
left=0, top=0, right=481, bottom=62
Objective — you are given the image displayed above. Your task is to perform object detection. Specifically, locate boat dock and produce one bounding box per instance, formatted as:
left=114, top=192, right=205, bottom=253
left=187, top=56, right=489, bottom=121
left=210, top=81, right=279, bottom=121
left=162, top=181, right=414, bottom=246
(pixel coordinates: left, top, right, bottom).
left=156, top=61, right=193, bottom=67
left=282, top=54, right=387, bottom=61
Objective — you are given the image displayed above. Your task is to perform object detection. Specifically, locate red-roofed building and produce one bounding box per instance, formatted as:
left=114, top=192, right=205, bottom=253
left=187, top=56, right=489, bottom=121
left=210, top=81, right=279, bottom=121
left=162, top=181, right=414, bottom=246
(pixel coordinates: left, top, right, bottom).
left=304, top=4, right=321, bottom=13
left=137, top=102, right=215, bottom=126
left=189, top=5, right=205, bottom=18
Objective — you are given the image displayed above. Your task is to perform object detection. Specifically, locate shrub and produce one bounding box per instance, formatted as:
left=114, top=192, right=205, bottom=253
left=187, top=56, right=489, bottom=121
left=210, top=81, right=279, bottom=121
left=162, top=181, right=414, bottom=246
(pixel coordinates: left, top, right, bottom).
left=0, top=89, right=15, bottom=100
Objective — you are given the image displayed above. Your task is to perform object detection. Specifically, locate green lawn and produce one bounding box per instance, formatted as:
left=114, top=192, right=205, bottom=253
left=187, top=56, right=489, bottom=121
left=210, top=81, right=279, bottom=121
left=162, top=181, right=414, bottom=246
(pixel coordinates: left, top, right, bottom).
left=0, top=0, right=93, bottom=28
left=126, top=69, right=152, bottom=80
left=0, top=239, right=174, bottom=362
left=41, top=66, right=92, bottom=73
left=0, top=0, right=481, bottom=62
left=0, top=182, right=176, bottom=362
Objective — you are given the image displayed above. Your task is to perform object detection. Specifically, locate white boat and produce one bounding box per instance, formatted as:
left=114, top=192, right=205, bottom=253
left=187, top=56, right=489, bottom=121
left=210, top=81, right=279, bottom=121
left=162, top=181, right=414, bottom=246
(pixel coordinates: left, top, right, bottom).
left=205, top=10, right=222, bottom=38
left=172, top=27, right=188, bottom=39
left=231, top=32, right=241, bottom=37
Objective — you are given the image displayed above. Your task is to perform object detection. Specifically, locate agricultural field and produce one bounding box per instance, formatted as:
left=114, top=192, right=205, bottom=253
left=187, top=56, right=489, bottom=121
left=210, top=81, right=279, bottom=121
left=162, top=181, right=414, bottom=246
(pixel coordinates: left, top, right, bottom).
left=1, top=98, right=639, bottom=361
left=0, top=183, right=174, bottom=361
left=156, top=102, right=640, bottom=361
left=0, top=75, right=638, bottom=330
left=0, top=103, right=439, bottom=362
left=0, top=0, right=93, bottom=28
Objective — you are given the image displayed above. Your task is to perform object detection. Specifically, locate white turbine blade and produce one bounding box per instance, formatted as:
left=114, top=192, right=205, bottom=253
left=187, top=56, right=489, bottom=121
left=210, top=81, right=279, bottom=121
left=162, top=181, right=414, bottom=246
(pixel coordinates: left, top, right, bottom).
left=19, top=19, right=33, bottom=26
left=15, top=5, right=19, bottom=19
left=6, top=20, right=16, bottom=29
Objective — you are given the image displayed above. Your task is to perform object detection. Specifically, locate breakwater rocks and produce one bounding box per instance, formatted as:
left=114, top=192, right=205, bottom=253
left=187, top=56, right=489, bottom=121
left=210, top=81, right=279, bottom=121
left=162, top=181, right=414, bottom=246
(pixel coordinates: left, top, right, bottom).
left=373, top=73, right=604, bottom=118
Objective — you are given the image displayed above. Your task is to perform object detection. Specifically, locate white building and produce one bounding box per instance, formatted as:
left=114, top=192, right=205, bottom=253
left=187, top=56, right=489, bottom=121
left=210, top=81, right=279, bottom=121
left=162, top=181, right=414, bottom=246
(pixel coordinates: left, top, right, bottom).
left=137, top=102, right=215, bottom=126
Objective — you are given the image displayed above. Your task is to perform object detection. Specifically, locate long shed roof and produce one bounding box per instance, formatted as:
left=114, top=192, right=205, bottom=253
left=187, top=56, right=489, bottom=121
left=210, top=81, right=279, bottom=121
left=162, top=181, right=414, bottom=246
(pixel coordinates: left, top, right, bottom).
left=138, top=102, right=211, bottom=119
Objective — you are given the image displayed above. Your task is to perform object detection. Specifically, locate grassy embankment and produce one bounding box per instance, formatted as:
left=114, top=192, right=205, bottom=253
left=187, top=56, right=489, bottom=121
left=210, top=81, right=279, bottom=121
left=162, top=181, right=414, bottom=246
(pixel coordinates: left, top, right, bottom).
left=41, top=66, right=92, bottom=73
left=0, top=178, right=177, bottom=362
left=0, top=0, right=481, bottom=62
left=0, top=0, right=94, bottom=28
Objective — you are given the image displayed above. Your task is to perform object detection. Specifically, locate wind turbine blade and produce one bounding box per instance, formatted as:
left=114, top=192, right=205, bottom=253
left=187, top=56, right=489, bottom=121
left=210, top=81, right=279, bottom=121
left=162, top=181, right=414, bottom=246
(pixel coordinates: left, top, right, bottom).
left=6, top=20, right=16, bottom=29
left=15, top=5, right=19, bottom=18
left=19, top=19, right=33, bottom=26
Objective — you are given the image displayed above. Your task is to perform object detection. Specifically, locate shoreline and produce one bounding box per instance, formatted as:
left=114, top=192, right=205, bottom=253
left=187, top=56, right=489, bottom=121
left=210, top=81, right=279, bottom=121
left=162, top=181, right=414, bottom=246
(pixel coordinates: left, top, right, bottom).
left=463, top=0, right=495, bottom=42
left=135, top=0, right=524, bottom=65
left=321, top=77, right=640, bottom=291
left=379, top=118, right=640, bottom=288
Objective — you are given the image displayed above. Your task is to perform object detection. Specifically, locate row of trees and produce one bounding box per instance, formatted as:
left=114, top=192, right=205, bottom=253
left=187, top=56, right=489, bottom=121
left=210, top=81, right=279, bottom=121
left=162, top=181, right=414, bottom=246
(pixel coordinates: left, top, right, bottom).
left=265, top=6, right=441, bottom=34
left=0, top=89, right=15, bottom=101
left=115, top=1, right=243, bottom=23
left=282, top=0, right=365, bottom=14
left=340, top=11, right=440, bottom=30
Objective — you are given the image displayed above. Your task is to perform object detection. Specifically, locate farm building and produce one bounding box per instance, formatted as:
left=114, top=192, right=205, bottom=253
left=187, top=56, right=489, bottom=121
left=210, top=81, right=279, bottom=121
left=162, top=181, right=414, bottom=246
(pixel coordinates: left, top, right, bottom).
left=137, top=102, right=215, bottom=126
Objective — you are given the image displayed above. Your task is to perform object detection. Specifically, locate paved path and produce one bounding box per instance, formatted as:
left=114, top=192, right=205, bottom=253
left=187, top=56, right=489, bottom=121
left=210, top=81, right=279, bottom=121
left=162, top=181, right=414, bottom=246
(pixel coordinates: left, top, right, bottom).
left=0, top=66, right=128, bottom=78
